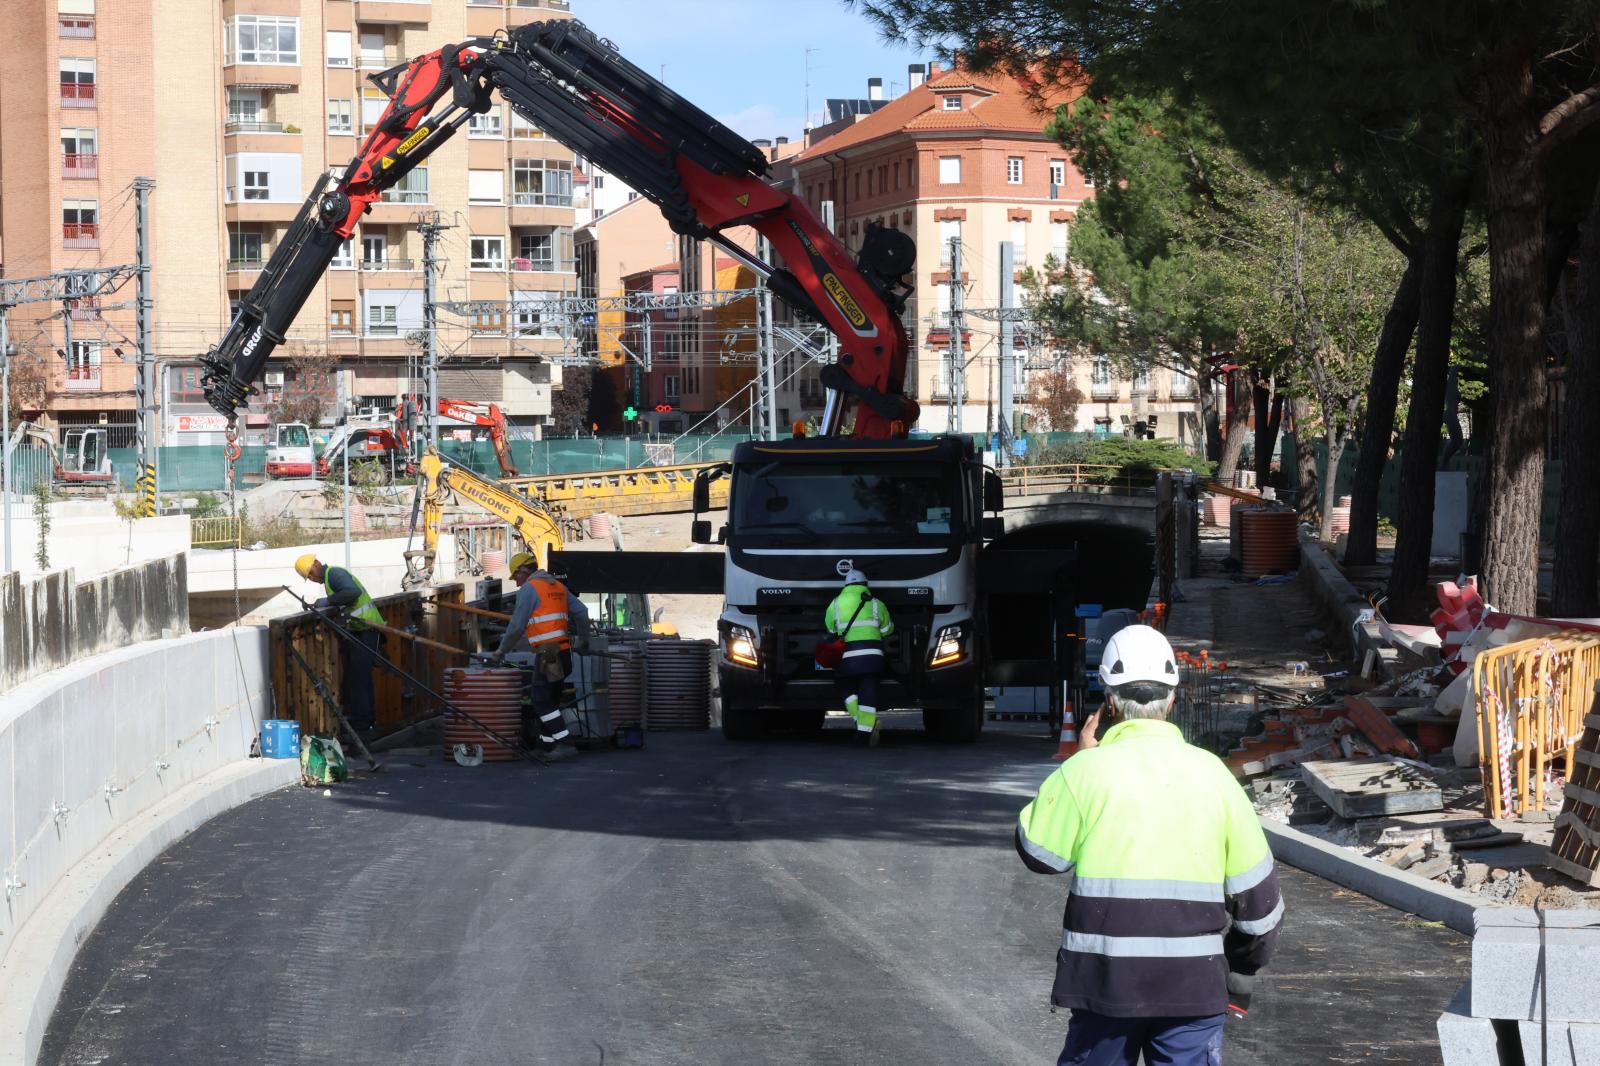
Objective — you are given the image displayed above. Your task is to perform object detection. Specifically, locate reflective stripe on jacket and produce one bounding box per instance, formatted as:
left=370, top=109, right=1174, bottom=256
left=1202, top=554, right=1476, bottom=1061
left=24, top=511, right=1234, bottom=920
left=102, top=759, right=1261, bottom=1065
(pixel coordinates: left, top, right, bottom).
left=324, top=568, right=382, bottom=630
left=524, top=575, right=571, bottom=650
left=1015, top=718, right=1283, bottom=1018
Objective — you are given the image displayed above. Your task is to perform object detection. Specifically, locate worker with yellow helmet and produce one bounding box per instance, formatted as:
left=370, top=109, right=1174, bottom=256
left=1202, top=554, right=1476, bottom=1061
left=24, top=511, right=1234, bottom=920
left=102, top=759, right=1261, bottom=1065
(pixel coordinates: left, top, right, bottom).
left=496, top=549, right=589, bottom=759
left=294, top=554, right=384, bottom=735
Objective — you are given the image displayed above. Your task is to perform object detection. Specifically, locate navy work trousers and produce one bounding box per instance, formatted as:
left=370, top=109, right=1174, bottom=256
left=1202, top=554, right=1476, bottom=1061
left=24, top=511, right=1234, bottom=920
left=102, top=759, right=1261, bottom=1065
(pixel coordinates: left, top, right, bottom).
left=1057, top=1010, right=1224, bottom=1066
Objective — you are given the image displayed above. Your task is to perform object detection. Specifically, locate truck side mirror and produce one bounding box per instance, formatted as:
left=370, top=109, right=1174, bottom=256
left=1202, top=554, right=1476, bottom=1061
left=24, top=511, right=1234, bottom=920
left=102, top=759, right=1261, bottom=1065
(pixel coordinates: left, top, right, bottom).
left=692, top=519, right=713, bottom=544
left=982, top=516, right=1005, bottom=541
left=692, top=471, right=711, bottom=513
left=984, top=470, right=1004, bottom=512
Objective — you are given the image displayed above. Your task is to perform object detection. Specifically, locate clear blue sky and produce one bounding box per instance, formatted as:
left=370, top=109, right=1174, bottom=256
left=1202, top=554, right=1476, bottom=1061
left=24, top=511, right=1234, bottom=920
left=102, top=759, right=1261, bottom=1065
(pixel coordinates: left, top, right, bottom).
left=575, top=0, right=930, bottom=141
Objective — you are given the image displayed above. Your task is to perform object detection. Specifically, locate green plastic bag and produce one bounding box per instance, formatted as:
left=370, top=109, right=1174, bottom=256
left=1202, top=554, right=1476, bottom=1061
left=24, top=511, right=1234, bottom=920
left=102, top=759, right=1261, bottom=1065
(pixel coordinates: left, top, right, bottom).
left=299, top=734, right=348, bottom=786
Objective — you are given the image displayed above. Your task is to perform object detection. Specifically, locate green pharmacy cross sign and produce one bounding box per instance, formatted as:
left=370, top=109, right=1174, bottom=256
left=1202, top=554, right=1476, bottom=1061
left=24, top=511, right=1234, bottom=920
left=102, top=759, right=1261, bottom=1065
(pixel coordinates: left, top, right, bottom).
left=623, top=406, right=639, bottom=420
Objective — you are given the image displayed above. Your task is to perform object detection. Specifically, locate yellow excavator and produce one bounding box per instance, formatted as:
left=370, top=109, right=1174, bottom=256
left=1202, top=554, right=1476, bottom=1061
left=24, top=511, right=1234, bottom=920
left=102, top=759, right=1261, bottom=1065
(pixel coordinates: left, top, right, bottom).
left=403, top=447, right=670, bottom=634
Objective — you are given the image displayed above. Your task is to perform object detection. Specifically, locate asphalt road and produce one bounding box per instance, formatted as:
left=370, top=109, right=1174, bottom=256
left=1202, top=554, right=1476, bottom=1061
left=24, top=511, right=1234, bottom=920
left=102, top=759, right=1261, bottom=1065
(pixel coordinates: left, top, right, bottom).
left=41, top=718, right=1468, bottom=1066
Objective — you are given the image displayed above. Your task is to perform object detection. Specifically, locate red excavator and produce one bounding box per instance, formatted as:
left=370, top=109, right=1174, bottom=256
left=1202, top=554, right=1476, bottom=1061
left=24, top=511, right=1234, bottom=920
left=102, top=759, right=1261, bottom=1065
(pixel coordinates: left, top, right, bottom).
left=397, top=395, right=519, bottom=478
left=200, top=19, right=1054, bottom=745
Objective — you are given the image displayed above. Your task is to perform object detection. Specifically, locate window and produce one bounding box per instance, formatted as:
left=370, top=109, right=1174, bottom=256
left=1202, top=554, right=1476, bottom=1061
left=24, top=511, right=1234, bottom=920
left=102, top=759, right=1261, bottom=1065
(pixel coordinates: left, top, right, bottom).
left=511, top=111, right=543, bottom=138
left=469, top=168, right=505, bottom=204
left=66, top=340, right=101, bottom=386
left=59, top=58, right=95, bottom=106
left=61, top=127, right=97, bottom=177
left=941, top=94, right=962, bottom=111
left=1007, top=156, right=1023, bottom=184
left=1050, top=159, right=1066, bottom=188
left=517, top=228, right=575, bottom=271
left=242, top=171, right=269, bottom=200
left=683, top=366, right=700, bottom=394
left=867, top=169, right=874, bottom=197
left=935, top=279, right=953, bottom=328
left=511, top=159, right=573, bottom=206
left=327, top=99, right=352, bottom=134
left=470, top=236, right=505, bottom=270
left=228, top=229, right=263, bottom=267
left=325, top=30, right=351, bottom=67
left=1170, top=367, right=1191, bottom=396
left=468, top=109, right=504, bottom=138
left=59, top=0, right=94, bottom=38
left=663, top=375, right=680, bottom=400
left=360, top=90, right=388, bottom=131
left=893, top=161, right=900, bottom=190
left=171, top=367, right=204, bottom=403
left=854, top=171, right=861, bottom=201
left=938, top=219, right=960, bottom=265
left=938, top=156, right=961, bottom=184
left=1092, top=355, right=1113, bottom=390
left=330, top=300, right=356, bottom=335
left=1083, top=172, right=1095, bottom=188
left=227, top=87, right=264, bottom=127
left=513, top=292, right=562, bottom=337
left=1052, top=220, right=1069, bottom=262
left=357, top=28, right=387, bottom=66
left=361, top=233, right=387, bottom=267
left=365, top=304, right=398, bottom=336
left=383, top=167, right=428, bottom=204
left=63, top=198, right=98, bottom=243
left=1010, top=219, right=1027, bottom=265
left=225, top=15, right=299, bottom=65
left=1134, top=367, right=1151, bottom=393
left=331, top=239, right=354, bottom=269
left=469, top=307, right=505, bottom=333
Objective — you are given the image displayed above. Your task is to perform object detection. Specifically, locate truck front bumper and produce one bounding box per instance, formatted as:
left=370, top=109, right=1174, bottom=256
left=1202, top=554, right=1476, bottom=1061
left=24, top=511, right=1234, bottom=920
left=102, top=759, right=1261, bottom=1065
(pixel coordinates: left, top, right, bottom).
left=718, top=657, right=980, bottom=713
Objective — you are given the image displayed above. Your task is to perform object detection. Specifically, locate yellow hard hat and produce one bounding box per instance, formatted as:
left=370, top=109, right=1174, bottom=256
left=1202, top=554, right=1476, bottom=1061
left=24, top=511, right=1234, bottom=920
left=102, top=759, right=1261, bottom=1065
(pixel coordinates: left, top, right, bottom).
left=294, top=554, right=318, bottom=579
left=508, top=551, right=536, bottom=573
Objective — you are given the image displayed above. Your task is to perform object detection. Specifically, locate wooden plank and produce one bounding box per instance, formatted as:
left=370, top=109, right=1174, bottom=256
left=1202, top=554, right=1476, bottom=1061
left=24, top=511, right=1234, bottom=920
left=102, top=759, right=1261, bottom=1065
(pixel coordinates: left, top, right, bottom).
left=1546, top=851, right=1600, bottom=889
left=1300, top=757, right=1443, bottom=818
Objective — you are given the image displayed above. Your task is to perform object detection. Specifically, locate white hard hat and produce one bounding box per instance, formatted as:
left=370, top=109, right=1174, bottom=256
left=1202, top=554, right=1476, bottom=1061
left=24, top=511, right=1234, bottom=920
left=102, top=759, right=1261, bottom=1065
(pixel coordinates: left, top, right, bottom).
left=845, top=568, right=868, bottom=585
left=1099, top=624, right=1179, bottom=688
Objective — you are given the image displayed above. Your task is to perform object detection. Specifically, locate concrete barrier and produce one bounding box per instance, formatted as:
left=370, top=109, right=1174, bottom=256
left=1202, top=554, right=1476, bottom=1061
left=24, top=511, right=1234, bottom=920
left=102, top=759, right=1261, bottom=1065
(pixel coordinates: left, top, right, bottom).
left=0, top=627, right=298, bottom=1065
left=0, top=554, right=189, bottom=694
left=3, top=505, right=190, bottom=583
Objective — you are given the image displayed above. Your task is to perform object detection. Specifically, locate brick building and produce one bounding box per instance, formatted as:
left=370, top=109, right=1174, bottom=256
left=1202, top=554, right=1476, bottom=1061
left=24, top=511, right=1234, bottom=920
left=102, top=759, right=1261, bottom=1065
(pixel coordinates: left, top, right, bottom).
left=792, top=64, right=1207, bottom=441
left=0, top=0, right=576, bottom=448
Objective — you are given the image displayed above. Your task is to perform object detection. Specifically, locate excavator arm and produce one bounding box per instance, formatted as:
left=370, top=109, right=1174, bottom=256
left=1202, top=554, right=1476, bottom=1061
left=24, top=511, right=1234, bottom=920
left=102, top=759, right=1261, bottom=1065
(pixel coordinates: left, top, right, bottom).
left=399, top=396, right=520, bottom=477
left=202, top=19, right=917, bottom=439
left=403, top=448, right=561, bottom=589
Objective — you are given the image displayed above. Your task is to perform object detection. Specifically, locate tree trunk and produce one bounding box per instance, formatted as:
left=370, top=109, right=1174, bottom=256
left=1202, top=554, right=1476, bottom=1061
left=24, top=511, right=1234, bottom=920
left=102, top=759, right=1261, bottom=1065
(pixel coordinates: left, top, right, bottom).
left=1481, top=46, right=1550, bottom=616
left=1196, top=348, right=1223, bottom=463
left=1292, top=397, right=1318, bottom=520
left=1319, top=432, right=1348, bottom=542
left=1252, top=373, right=1284, bottom=488
left=1551, top=175, right=1600, bottom=616
left=1344, top=256, right=1423, bottom=565
left=1214, top=371, right=1250, bottom=480
left=1387, top=185, right=1468, bottom=619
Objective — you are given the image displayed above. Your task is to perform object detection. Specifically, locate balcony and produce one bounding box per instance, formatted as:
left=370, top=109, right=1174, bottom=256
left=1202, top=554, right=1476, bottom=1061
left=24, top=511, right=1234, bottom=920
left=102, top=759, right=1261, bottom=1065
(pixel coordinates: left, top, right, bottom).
left=228, top=257, right=265, bottom=273
left=60, top=82, right=96, bottom=108
left=63, top=367, right=101, bottom=391
left=225, top=120, right=286, bottom=134
left=62, top=152, right=98, bottom=179
left=511, top=256, right=559, bottom=273
left=63, top=222, right=99, bottom=248
left=359, top=258, right=417, bottom=272
left=58, top=14, right=94, bottom=37
left=1090, top=383, right=1118, bottom=400
left=357, top=48, right=405, bottom=69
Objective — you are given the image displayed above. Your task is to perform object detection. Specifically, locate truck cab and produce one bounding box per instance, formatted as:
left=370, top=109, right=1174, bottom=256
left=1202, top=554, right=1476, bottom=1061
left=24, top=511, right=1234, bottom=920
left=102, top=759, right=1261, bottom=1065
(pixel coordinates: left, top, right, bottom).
left=695, top=435, right=1002, bottom=741
left=265, top=422, right=314, bottom=479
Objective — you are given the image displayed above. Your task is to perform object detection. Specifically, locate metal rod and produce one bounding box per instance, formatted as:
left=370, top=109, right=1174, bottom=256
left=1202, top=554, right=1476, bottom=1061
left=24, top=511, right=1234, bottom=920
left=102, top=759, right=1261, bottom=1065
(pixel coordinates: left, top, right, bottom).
left=282, top=638, right=383, bottom=771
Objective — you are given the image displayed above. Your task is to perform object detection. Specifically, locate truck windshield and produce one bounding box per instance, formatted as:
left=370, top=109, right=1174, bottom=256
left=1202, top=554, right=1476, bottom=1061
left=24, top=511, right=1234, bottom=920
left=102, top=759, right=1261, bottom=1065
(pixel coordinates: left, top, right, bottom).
left=733, top=461, right=960, bottom=540
left=277, top=425, right=310, bottom=448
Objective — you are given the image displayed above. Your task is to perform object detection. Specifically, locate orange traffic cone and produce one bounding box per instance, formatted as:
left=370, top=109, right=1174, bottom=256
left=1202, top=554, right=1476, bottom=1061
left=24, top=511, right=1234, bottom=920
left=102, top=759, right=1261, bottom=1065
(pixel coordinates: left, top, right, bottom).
left=1052, top=700, right=1079, bottom=760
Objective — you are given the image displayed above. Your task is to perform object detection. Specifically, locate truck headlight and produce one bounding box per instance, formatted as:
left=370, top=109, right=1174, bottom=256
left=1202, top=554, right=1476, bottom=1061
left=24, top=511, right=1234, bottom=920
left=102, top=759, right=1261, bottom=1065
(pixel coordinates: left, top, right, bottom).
left=724, top=625, right=759, bottom=667
left=930, top=624, right=964, bottom=667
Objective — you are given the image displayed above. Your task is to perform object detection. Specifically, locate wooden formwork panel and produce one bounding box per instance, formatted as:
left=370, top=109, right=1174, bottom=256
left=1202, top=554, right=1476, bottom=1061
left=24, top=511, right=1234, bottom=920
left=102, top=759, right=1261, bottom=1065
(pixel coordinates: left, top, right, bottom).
left=1548, top=685, right=1600, bottom=888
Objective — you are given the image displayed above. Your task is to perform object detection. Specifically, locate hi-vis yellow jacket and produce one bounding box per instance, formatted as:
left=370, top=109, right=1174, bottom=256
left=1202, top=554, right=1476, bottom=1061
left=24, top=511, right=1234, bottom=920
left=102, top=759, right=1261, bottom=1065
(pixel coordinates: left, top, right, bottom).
left=1016, top=718, right=1283, bottom=1017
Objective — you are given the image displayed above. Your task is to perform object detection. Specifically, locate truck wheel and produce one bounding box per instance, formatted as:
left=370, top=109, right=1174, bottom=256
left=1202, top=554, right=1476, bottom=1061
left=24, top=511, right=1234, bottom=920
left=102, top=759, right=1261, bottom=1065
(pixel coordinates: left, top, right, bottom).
left=721, top=701, right=764, bottom=741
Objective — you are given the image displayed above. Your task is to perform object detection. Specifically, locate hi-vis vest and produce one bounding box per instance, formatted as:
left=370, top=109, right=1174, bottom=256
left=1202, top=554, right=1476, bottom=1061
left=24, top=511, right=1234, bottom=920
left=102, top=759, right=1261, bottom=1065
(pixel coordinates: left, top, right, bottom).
left=325, top=568, right=382, bottom=630
left=524, top=574, right=571, bottom=651
left=825, top=585, right=894, bottom=661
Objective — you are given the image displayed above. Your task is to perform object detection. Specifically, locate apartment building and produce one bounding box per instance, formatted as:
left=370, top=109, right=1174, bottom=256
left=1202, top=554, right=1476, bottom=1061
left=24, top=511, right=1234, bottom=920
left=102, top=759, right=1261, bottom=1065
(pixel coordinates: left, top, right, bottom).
left=792, top=64, right=1205, bottom=441
left=0, top=0, right=575, bottom=448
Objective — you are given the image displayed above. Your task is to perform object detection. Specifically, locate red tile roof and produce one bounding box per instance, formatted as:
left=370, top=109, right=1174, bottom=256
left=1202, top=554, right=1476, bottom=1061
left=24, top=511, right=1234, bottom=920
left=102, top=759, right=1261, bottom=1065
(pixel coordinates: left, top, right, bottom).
left=797, top=65, right=1079, bottom=160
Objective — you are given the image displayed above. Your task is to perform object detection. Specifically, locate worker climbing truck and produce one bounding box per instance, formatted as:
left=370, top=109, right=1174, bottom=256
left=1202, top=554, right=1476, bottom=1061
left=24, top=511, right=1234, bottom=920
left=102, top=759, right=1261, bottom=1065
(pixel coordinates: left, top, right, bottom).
left=196, top=18, right=1075, bottom=742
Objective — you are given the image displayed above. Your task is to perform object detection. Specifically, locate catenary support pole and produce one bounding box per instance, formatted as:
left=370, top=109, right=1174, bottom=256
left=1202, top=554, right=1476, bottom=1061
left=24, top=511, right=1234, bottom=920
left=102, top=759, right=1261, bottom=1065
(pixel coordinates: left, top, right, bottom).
left=134, top=178, right=157, bottom=506
left=757, top=235, right=778, bottom=440
left=998, top=241, right=1015, bottom=468
left=948, top=236, right=965, bottom=434
left=417, top=212, right=454, bottom=453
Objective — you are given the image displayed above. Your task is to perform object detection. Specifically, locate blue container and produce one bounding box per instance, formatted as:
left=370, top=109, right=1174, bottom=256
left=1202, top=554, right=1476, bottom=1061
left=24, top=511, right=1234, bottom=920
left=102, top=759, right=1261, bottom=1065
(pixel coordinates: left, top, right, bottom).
left=261, top=719, right=301, bottom=759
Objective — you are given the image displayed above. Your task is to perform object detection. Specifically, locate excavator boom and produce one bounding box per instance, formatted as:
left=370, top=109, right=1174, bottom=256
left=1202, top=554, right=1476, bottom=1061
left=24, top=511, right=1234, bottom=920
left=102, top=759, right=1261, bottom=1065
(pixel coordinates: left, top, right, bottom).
left=403, top=449, right=561, bottom=589
left=201, top=20, right=916, bottom=439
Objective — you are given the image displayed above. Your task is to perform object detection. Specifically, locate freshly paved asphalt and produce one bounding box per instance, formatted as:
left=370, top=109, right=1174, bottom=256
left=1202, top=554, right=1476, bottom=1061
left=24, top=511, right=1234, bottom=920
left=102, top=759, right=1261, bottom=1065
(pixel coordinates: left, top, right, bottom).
left=41, top=717, right=1468, bottom=1065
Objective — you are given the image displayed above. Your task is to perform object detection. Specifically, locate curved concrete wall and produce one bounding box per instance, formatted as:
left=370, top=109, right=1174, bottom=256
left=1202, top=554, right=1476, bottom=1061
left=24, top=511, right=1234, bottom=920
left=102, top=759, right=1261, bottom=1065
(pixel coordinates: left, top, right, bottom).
left=0, top=627, right=273, bottom=959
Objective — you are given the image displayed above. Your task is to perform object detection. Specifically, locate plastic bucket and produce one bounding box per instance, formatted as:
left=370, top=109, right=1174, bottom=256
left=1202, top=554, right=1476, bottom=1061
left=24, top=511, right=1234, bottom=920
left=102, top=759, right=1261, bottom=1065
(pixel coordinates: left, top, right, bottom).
left=261, top=719, right=301, bottom=759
